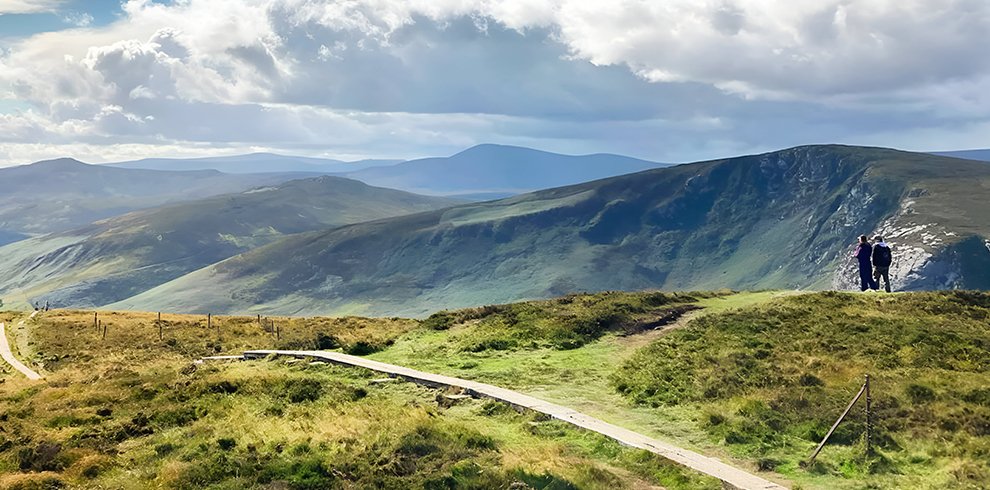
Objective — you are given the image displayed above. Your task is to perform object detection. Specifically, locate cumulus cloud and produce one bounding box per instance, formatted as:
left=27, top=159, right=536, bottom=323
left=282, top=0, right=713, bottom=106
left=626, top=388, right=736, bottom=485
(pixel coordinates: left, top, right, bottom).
left=0, top=0, right=64, bottom=14
left=60, top=11, right=93, bottom=27
left=0, top=0, right=988, bottom=167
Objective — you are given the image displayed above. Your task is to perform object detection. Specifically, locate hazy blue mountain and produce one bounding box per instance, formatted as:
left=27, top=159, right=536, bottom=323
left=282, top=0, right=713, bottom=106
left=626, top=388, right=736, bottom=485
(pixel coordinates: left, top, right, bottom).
left=108, top=152, right=402, bottom=174
left=0, top=176, right=458, bottom=309
left=343, top=144, right=667, bottom=196
left=932, top=149, right=990, bottom=162
left=109, top=145, right=990, bottom=317
left=0, top=158, right=326, bottom=238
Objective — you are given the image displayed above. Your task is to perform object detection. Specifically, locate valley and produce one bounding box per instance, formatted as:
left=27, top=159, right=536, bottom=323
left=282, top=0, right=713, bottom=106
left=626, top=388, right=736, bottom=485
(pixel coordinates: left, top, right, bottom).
left=99, top=145, right=990, bottom=317
left=0, top=176, right=457, bottom=310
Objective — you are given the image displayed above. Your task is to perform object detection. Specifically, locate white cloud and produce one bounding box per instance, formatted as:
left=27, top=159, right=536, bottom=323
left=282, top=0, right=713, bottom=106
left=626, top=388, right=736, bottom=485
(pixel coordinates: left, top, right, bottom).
left=60, top=11, right=93, bottom=27
left=0, top=0, right=63, bottom=14
left=0, top=0, right=988, bottom=167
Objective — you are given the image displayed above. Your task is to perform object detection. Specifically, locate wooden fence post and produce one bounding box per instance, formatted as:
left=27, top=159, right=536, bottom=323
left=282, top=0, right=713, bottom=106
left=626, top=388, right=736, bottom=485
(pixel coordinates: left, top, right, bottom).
left=808, top=376, right=870, bottom=464
left=158, top=312, right=162, bottom=341
left=865, top=374, right=872, bottom=455
left=101, top=321, right=106, bottom=340
left=94, top=312, right=98, bottom=331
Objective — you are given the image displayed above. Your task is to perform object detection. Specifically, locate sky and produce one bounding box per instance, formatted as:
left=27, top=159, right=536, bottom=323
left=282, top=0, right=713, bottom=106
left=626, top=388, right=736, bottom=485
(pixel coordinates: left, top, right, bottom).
left=0, top=0, right=988, bottom=167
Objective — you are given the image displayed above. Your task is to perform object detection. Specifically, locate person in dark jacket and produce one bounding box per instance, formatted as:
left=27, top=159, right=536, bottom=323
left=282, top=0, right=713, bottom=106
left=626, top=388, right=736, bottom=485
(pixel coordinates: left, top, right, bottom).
left=853, top=235, right=878, bottom=291
left=872, top=235, right=893, bottom=292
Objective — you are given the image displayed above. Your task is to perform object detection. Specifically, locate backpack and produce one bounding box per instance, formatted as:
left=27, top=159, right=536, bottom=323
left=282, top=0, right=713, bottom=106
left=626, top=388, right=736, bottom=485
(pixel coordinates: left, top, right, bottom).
left=875, top=245, right=892, bottom=267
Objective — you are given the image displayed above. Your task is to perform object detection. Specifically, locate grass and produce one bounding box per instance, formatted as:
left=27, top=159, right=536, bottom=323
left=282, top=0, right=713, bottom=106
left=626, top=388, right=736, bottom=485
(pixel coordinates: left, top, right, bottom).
left=613, top=291, right=990, bottom=489
left=5, top=289, right=988, bottom=489
left=0, top=304, right=719, bottom=489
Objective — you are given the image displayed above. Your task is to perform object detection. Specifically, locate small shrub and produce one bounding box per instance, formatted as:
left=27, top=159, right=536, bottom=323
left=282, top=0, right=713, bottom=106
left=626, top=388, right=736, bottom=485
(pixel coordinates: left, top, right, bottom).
left=154, top=443, right=178, bottom=457
left=0, top=472, right=66, bottom=490
left=477, top=400, right=514, bottom=416
left=17, top=442, right=65, bottom=472
left=314, top=332, right=340, bottom=350
left=345, top=341, right=381, bottom=356
left=906, top=384, right=936, bottom=404
left=279, top=378, right=323, bottom=403
left=422, top=311, right=458, bottom=330
left=217, top=438, right=237, bottom=451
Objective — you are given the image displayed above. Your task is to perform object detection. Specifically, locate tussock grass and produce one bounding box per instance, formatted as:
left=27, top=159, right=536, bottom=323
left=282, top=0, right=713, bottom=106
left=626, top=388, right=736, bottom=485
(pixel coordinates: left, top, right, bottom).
left=614, top=291, right=990, bottom=489
left=16, top=310, right=418, bottom=374
left=0, top=302, right=719, bottom=489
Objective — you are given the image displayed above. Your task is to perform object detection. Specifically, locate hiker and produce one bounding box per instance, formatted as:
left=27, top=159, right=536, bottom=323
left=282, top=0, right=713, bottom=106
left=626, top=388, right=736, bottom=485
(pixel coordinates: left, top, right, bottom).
left=872, top=235, right=893, bottom=292
left=853, top=235, right=878, bottom=291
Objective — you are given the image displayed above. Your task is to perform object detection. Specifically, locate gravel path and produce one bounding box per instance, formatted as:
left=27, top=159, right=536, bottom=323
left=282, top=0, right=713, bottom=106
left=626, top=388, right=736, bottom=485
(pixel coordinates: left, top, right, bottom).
left=0, top=311, right=42, bottom=380
left=242, top=349, right=788, bottom=490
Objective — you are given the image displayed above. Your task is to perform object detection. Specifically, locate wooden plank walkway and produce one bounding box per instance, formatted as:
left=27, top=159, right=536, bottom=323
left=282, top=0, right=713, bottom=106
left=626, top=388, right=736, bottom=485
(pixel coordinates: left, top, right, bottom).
left=0, top=312, right=43, bottom=381
left=243, top=349, right=787, bottom=490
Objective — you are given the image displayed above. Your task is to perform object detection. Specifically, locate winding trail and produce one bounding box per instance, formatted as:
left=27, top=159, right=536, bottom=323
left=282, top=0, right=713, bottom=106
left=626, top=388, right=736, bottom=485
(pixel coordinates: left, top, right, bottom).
left=242, top=349, right=787, bottom=490
left=0, top=311, right=42, bottom=380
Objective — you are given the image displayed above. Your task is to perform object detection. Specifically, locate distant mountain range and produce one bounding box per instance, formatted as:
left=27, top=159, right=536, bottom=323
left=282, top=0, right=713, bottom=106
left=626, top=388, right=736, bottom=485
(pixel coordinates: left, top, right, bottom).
left=108, top=145, right=669, bottom=199
left=3, top=144, right=989, bottom=315
left=0, top=158, right=319, bottom=236
left=0, top=176, right=456, bottom=309
left=102, top=145, right=990, bottom=317
left=342, top=144, right=667, bottom=197
left=931, top=149, right=990, bottom=162
left=108, top=152, right=401, bottom=174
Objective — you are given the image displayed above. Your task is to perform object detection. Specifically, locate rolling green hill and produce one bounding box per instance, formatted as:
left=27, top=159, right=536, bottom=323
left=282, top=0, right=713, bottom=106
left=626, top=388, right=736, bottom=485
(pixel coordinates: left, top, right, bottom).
left=109, top=145, right=990, bottom=317
left=0, top=158, right=325, bottom=238
left=0, top=176, right=457, bottom=309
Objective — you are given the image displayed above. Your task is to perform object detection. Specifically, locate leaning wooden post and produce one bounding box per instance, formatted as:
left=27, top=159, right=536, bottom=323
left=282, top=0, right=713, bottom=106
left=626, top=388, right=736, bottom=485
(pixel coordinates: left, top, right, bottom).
left=865, top=374, right=872, bottom=456
left=158, top=312, right=163, bottom=341
left=276, top=323, right=280, bottom=341
left=101, top=321, right=107, bottom=340
left=808, top=377, right=869, bottom=464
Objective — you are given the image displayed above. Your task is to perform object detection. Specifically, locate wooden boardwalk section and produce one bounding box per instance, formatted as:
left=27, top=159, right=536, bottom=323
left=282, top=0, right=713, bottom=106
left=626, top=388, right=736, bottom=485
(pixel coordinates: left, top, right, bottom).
left=0, top=312, right=43, bottom=381
left=243, top=349, right=787, bottom=490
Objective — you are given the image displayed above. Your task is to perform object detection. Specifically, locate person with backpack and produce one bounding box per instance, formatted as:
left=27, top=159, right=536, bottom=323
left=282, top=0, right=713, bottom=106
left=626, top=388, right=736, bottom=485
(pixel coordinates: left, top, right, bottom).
left=853, top=235, right=878, bottom=291
left=872, top=235, right=893, bottom=292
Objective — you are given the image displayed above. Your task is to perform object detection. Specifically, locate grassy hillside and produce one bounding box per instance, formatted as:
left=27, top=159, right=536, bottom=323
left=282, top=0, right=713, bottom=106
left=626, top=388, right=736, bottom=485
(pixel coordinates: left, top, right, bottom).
left=7, top=290, right=986, bottom=488
left=0, top=176, right=457, bottom=309
left=377, top=290, right=990, bottom=489
left=0, top=158, right=323, bottom=237
left=0, top=308, right=717, bottom=490
left=113, top=145, right=990, bottom=317
left=615, top=291, right=990, bottom=489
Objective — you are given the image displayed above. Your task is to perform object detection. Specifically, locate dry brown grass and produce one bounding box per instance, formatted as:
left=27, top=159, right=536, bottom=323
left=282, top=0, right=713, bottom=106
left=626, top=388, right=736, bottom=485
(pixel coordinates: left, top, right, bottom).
left=21, top=309, right=418, bottom=374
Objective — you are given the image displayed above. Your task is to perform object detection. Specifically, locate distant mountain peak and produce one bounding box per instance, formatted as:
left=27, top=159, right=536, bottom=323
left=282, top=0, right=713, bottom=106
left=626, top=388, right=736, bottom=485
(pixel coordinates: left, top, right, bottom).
left=452, top=144, right=556, bottom=159
left=29, top=157, right=89, bottom=169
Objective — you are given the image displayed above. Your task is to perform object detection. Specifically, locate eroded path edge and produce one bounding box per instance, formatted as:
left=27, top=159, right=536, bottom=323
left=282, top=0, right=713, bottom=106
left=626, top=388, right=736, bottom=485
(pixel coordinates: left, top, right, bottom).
left=0, top=311, right=43, bottom=380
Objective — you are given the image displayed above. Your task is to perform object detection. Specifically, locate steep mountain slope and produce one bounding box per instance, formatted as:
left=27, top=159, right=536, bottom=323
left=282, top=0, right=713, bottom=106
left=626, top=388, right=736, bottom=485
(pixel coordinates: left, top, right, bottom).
left=0, top=158, right=320, bottom=237
left=343, top=144, right=666, bottom=197
left=932, top=149, right=990, bottom=162
left=0, top=177, right=457, bottom=308
left=109, top=152, right=401, bottom=174
left=111, top=145, right=990, bottom=317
